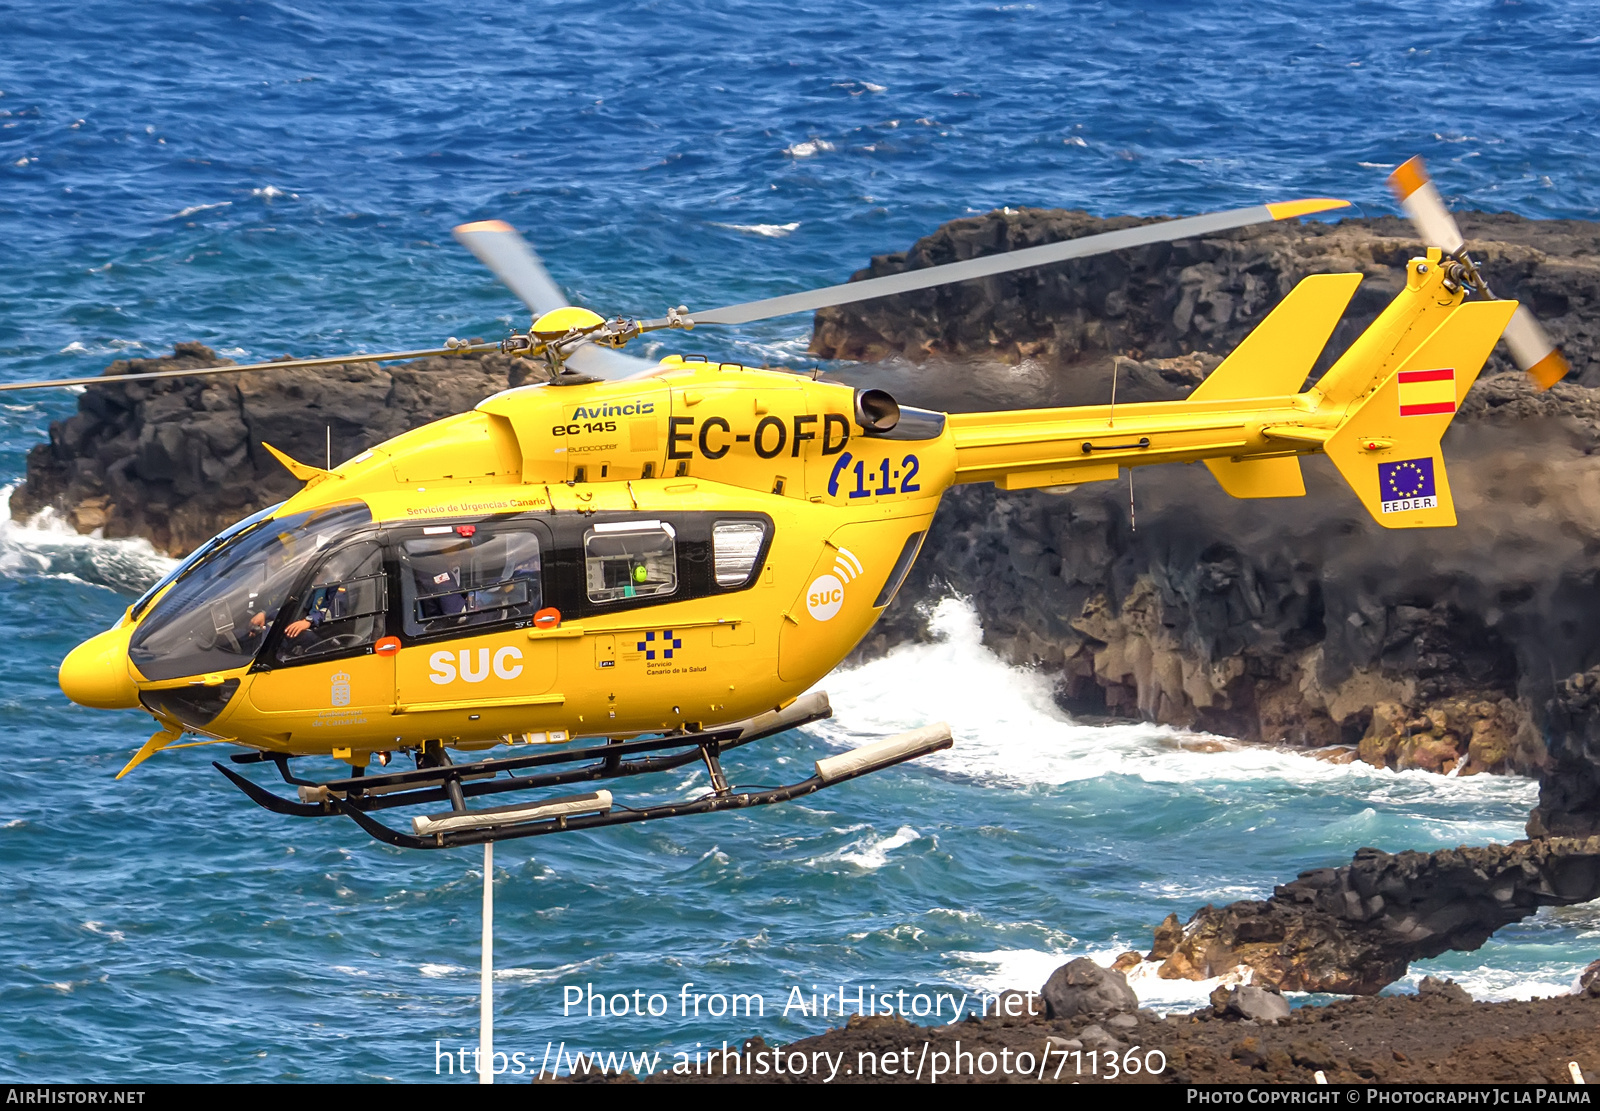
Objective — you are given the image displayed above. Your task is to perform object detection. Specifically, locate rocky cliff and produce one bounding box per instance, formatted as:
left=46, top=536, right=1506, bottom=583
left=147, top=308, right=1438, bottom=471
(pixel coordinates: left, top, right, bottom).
left=813, top=210, right=1600, bottom=838
left=10, top=342, right=523, bottom=556
left=1145, top=837, right=1600, bottom=994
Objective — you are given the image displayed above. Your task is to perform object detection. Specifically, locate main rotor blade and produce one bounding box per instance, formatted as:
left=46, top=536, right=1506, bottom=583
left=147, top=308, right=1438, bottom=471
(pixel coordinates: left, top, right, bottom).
left=1388, top=156, right=1569, bottom=389
left=0, top=344, right=499, bottom=393
left=564, top=344, right=663, bottom=380
left=453, top=220, right=569, bottom=317
left=654, top=198, right=1350, bottom=329
left=453, top=220, right=658, bottom=380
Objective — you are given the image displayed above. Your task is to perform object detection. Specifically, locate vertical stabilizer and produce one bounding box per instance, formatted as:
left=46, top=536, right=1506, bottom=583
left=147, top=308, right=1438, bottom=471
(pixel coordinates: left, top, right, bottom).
left=1323, top=299, right=1517, bottom=529
left=1196, top=272, right=1362, bottom=498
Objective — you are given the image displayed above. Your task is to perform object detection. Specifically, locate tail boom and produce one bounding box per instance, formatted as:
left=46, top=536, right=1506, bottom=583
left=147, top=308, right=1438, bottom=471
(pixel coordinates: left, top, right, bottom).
left=948, top=257, right=1518, bottom=529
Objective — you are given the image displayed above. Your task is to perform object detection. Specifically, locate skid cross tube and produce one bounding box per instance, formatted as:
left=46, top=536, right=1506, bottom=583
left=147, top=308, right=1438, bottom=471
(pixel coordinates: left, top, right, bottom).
left=214, top=698, right=833, bottom=821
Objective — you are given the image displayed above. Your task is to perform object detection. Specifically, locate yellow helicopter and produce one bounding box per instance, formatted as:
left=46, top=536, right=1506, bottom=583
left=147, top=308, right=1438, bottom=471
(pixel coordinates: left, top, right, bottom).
left=17, top=157, right=1565, bottom=850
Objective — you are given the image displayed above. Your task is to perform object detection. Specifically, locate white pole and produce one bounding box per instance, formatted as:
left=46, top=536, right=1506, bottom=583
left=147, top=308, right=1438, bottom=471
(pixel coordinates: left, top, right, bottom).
left=479, top=840, right=494, bottom=1084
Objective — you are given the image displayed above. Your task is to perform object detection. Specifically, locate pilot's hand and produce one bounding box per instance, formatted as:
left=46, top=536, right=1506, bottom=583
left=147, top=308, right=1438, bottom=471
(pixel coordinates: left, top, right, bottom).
left=284, top=619, right=312, bottom=638
left=250, top=612, right=267, bottom=628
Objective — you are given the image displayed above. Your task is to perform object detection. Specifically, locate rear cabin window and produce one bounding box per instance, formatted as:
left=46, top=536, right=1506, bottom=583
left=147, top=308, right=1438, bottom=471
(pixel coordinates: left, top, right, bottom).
left=584, top=521, right=677, bottom=603
left=399, top=525, right=543, bottom=638
left=711, top=520, right=766, bottom=587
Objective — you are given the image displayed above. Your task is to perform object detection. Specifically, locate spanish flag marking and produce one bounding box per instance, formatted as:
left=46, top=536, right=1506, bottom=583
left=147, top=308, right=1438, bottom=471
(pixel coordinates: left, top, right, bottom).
left=1397, top=368, right=1456, bottom=417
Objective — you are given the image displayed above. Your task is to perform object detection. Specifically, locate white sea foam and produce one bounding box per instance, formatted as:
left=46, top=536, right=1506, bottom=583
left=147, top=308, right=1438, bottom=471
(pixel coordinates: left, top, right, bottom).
left=784, top=139, right=834, bottom=158
left=818, top=825, right=921, bottom=870
left=168, top=201, right=232, bottom=219
left=1401, top=964, right=1579, bottom=1003
left=712, top=221, right=801, bottom=238
left=0, top=486, right=174, bottom=594
left=57, top=338, right=148, bottom=356
left=419, top=958, right=601, bottom=983
left=814, top=597, right=1536, bottom=832
left=947, top=946, right=1256, bottom=1014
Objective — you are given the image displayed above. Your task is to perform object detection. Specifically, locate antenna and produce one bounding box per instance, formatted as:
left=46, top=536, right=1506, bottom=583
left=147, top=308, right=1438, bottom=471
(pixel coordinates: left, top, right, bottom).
left=1108, top=358, right=1120, bottom=429
left=326, top=426, right=332, bottom=470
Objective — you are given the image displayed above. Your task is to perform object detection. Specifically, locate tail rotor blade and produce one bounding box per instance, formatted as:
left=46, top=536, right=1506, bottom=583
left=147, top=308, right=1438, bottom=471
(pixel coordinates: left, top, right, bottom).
left=1387, top=156, right=1466, bottom=254
left=453, top=220, right=570, bottom=317
left=1503, top=304, right=1570, bottom=389
left=1388, top=156, right=1568, bottom=389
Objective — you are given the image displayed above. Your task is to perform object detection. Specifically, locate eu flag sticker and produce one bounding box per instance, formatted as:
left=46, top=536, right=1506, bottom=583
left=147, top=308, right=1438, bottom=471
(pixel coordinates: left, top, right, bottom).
left=1379, top=457, right=1437, bottom=514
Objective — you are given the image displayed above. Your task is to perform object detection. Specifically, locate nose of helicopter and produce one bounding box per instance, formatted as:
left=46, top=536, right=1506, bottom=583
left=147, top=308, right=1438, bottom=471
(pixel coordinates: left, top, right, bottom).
left=59, top=624, right=142, bottom=710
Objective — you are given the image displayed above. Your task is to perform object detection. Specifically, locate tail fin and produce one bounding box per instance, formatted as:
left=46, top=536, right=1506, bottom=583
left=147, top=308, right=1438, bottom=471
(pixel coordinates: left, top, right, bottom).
left=1195, top=273, right=1362, bottom=499
left=1322, top=299, right=1517, bottom=528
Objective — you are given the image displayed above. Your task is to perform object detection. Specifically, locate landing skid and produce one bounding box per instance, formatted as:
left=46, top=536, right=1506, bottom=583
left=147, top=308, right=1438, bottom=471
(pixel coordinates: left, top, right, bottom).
left=213, top=692, right=952, bottom=850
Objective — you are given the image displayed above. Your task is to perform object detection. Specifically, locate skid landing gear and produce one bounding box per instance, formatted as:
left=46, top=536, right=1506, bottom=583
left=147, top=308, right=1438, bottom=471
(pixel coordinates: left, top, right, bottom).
left=214, top=692, right=952, bottom=850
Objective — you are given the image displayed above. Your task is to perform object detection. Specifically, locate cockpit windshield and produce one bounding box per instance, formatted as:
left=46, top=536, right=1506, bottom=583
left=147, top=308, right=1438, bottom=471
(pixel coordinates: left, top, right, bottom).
left=130, top=501, right=285, bottom=620
left=128, top=503, right=372, bottom=681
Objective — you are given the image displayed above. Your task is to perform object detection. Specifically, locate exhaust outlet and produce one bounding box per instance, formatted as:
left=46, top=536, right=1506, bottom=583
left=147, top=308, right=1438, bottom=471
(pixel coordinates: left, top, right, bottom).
left=854, top=388, right=900, bottom=434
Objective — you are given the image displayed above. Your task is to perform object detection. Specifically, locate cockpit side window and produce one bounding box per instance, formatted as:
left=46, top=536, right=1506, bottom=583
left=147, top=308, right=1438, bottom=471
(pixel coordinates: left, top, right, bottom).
left=128, top=503, right=372, bottom=681
left=273, top=541, right=387, bottom=664
left=398, top=524, right=543, bottom=639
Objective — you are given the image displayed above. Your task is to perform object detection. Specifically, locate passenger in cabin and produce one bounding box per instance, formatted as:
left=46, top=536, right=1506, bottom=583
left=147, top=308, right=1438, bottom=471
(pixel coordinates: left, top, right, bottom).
left=415, top=560, right=469, bottom=620
left=280, top=583, right=349, bottom=639
left=406, top=530, right=542, bottom=630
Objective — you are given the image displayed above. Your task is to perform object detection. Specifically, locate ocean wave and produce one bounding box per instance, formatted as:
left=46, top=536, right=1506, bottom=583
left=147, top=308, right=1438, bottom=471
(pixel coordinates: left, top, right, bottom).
left=711, top=221, right=801, bottom=238
left=58, top=338, right=149, bottom=357
left=1401, top=964, right=1580, bottom=1003
left=784, top=139, right=834, bottom=158
left=812, top=825, right=921, bottom=870
left=0, top=487, right=174, bottom=595
left=167, top=201, right=233, bottom=220
left=815, top=596, right=1535, bottom=831
left=948, top=946, right=1272, bottom=1014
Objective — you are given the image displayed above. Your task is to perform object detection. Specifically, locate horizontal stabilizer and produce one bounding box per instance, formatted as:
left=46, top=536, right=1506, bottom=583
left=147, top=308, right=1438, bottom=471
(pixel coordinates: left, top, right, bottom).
left=1204, top=455, right=1306, bottom=499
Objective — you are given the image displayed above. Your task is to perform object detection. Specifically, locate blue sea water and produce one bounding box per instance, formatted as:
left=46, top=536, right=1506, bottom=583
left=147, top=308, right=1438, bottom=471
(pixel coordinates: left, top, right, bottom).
left=2, top=0, right=1599, bottom=1083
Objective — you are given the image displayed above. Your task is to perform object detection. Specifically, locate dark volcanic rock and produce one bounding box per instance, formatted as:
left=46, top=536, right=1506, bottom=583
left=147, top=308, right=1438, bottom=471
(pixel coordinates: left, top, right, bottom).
left=10, top=343, right=519, bottom=555
left=1152, top=838, right=1600, bottom=994
left=1209, top=983, right=1291, bottom=1024
left=1416, top=975, right=1473, bottom=1004
left=1534, top=665, right=1600, bottom=838
left=1041, top=957, right=1139, bottom=1020
left=812, top=210, right=1600, bottom=391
